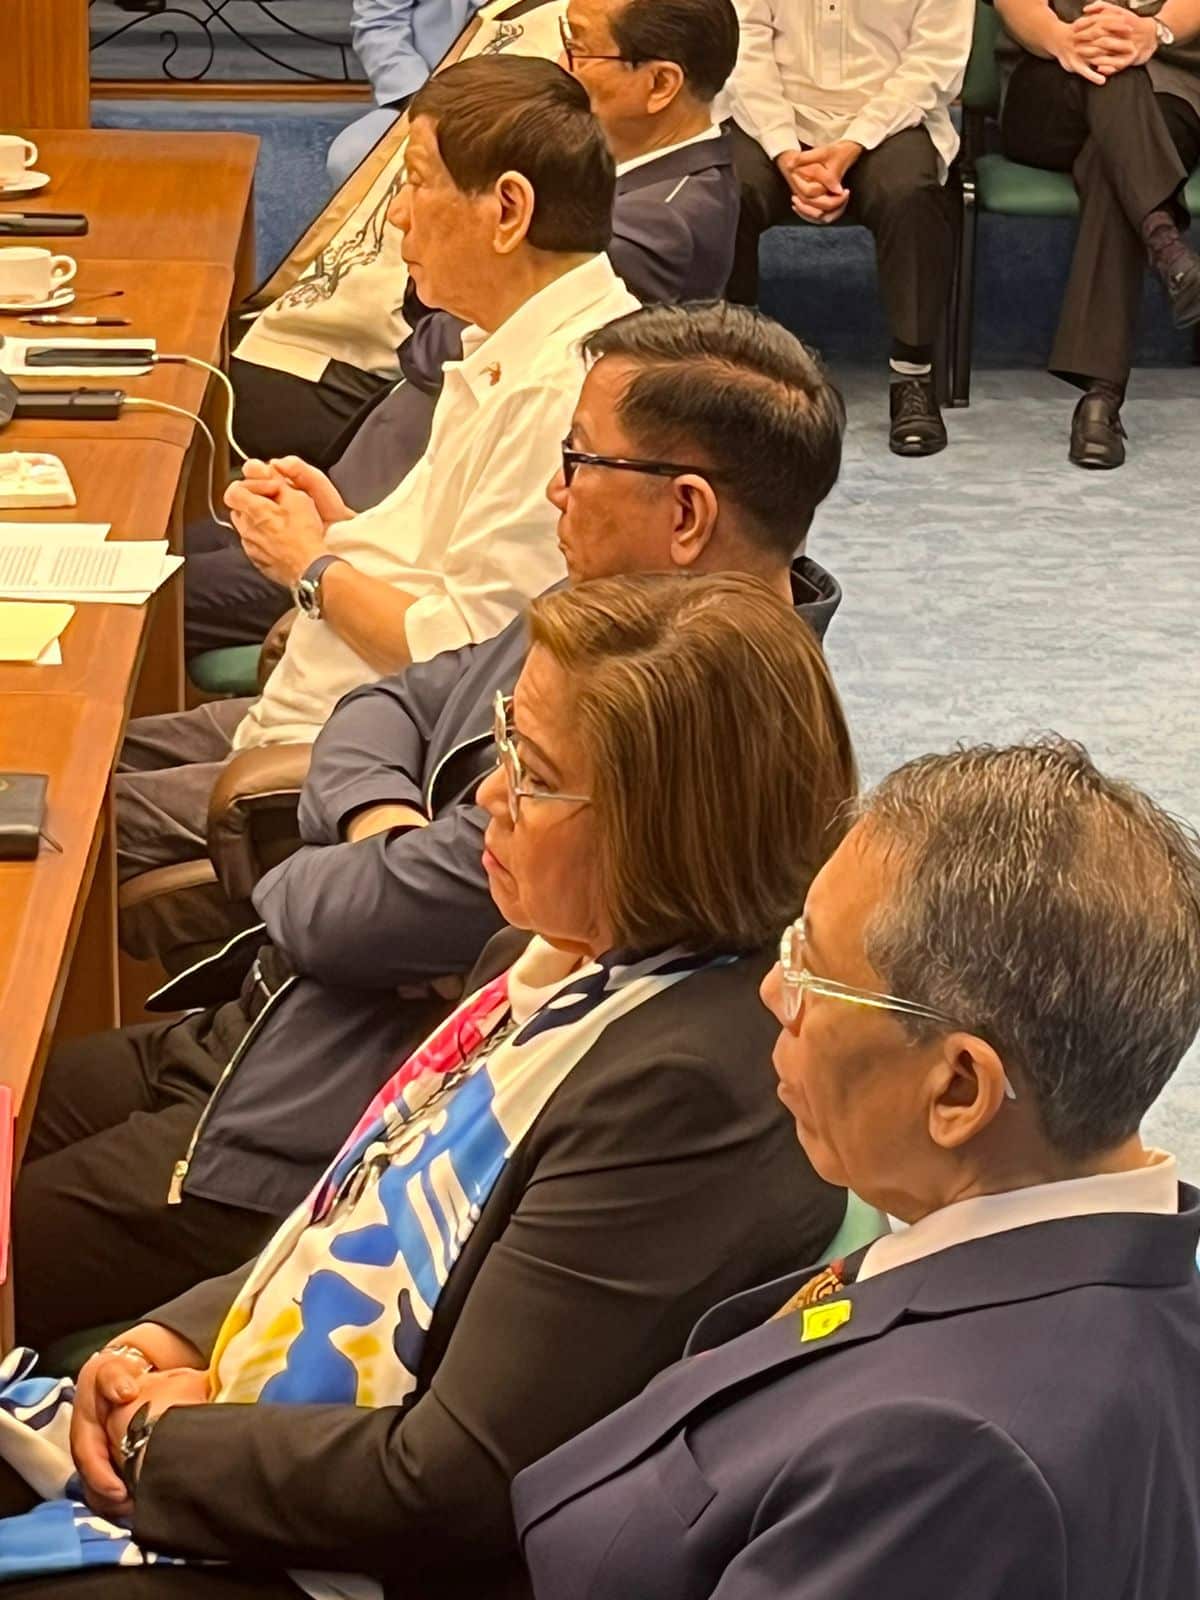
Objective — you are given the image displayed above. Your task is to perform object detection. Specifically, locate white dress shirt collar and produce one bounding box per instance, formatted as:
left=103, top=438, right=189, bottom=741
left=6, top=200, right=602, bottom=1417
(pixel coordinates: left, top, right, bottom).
left=615, top=123, right=721, bottom=178
left=858, top=1149, right=1179, bottom=1283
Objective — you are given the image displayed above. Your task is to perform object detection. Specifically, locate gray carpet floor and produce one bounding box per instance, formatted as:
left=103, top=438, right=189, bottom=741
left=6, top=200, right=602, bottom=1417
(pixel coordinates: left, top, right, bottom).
left=811, top=365, right=1200, bottom=1176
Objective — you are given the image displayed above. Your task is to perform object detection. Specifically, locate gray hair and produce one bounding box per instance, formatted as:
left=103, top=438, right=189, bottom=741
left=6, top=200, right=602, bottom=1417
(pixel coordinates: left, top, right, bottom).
left=857, top=737, right=1200, bottom=1159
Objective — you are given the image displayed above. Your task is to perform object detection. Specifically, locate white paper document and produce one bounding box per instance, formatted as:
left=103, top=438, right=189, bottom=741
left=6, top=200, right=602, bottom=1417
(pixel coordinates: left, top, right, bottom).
left=0, top=523, right=110, bottom=544
left=0, top=523, right=178, bottom=604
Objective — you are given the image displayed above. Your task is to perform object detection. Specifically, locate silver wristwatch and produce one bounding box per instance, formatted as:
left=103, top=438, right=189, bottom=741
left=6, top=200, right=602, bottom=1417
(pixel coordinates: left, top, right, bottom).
left=293, top=553, right=343, bottom=620
left=1154, top=15, right=1175, bottom=44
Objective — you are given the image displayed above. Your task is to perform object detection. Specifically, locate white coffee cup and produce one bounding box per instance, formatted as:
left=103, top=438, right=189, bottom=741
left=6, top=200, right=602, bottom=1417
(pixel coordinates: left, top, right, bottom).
left=0, top=247, right=77, bottom=303
left=0, top=136, right=38, bottom=181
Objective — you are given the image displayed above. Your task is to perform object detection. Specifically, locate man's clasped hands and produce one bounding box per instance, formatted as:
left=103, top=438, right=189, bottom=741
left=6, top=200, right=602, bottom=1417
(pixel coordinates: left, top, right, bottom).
left=774, top=0, right=1163, bottom=217
left=223, top=454, right=352, bottom=589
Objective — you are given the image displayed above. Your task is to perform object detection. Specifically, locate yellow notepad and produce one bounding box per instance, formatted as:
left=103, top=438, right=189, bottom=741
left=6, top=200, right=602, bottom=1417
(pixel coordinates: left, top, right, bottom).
left=0, top=601, right=74, bottom=662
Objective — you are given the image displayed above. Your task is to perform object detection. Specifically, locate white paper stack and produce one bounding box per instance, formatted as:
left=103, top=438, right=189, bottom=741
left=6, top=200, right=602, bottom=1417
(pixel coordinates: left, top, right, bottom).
left=0, top=523, right=182, bottom=605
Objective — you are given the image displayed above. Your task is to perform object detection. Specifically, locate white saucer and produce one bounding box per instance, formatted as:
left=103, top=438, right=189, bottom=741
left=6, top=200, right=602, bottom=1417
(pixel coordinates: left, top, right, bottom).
left=0, top=285, right=75, bottom=314
left=0, top=171, right=51, bottom=197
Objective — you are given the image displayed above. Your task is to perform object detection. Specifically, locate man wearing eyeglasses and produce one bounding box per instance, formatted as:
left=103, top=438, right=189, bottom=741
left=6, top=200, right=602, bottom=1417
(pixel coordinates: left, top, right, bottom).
left=109, top=55, right=637, bottom=965
left=15, top=303, right=848, bottom=1353
left=296, top=0, right=745, bottom=512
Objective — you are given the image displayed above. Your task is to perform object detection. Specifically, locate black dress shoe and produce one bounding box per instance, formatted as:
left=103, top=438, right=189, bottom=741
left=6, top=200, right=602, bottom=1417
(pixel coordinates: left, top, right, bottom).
left=1164, top=248, right=1200, bottom=329
left=888, top=376, right=947, bottom=458
left=1069, top=391, right=1126, bottom=470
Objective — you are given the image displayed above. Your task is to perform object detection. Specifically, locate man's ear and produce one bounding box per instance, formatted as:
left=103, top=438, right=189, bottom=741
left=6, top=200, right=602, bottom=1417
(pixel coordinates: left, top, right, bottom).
left=492, top=170, right=537, bottom=255
left=644, top=60, right=686, bottom=115
left=669, top=474, right=720, bottom=569
left=926, top=1033, right=1012, bottom=1151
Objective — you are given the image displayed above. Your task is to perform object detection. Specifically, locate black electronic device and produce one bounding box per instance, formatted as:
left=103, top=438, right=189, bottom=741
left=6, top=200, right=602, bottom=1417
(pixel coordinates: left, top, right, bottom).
left=0, top=375, right=125, bottom=425
left=25, top=345, right=151, bottom=369
left=0, top=774, right=48, bottom=861
left=0, top=213, right=89, bottom=238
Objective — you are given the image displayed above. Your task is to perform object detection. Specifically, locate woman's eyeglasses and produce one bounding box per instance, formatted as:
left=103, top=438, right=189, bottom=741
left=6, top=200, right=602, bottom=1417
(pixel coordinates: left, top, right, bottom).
left=778, top=917, right=1018, bottom=1100
left=560, top=437, right=715, bottom=490
left=493, top=692, right=592, bottom=825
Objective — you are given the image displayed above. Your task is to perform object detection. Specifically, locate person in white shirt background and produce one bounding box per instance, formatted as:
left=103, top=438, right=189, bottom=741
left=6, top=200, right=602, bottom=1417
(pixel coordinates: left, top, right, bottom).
left=112, top=54, right=638, bottom=961
left=724, top=0, right=974, bottom=458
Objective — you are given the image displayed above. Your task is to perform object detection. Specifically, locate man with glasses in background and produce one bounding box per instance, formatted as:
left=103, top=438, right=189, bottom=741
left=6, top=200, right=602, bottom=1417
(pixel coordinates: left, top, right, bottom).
left=15, top=302, right=849, bottom=1356
left=111, top=55, right=637, bottom=964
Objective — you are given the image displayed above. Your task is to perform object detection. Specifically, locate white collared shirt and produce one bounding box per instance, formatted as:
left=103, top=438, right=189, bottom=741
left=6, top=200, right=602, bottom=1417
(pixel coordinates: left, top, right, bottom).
left=234, top=254, right=638, bottom=752
left=614, top=123, right=722, bottom=178
left=727, top=0, right=975, bottom=177
left=858, top=1149, right=1179, bottom=1283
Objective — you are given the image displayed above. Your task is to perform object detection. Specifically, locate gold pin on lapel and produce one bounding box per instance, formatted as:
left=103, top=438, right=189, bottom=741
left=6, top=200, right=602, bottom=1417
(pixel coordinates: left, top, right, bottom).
left=485, top=362, right=502, bottom=386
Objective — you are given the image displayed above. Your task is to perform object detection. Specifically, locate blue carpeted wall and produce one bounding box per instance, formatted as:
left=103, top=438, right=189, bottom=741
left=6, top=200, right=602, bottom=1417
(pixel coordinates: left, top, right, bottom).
left=94, top=99, right=1196, bottom=366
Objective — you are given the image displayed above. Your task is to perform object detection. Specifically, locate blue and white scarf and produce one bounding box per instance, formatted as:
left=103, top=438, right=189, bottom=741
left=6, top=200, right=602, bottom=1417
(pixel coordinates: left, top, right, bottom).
left=0, top=938, right=728, bottom=1581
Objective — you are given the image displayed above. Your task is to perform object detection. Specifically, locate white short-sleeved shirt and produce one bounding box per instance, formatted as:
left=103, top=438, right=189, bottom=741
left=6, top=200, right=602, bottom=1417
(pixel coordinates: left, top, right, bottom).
left=233, top=254, right=638, bottom=752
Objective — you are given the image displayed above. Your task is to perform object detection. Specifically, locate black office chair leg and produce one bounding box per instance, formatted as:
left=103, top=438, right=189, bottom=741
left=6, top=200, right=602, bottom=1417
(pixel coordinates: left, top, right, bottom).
left=951, top=175, right=978, bottom=408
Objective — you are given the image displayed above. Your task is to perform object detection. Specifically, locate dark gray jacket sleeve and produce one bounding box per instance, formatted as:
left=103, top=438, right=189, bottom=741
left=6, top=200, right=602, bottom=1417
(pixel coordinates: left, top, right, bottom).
left=252, top=808, right=502, bottom=988
left=147, top=1261, right=256, bottom=1361
left=298, top=641, right=484, bottom=846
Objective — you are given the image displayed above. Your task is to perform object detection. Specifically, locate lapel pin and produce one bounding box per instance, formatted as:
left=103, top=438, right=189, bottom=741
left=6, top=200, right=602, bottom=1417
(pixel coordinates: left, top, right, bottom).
left=485, top=362, right=502, bottom=386
left=800, top=1299, right=853, bottom=1343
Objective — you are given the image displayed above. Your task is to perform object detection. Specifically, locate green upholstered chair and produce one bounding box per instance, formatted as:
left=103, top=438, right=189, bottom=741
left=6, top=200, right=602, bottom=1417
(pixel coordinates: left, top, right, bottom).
left=820, top=1189, right=890, bottom=1263
left=187, top=644, right=262, bottom=698
left=951, top=0, right=1200, bottom=402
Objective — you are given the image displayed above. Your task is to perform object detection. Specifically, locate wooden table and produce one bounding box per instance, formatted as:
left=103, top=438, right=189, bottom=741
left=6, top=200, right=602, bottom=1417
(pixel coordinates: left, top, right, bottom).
left=0, top=134, right=256, bottom=1171
left=4, top=258, right=237, bottom=449
left=0, top=130, right=260, bottom=302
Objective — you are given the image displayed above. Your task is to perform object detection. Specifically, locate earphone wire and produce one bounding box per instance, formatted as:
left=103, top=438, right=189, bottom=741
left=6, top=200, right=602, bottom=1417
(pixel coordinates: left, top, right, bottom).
left=121, top=396, right=233, bottom=529
left=151, top=353, right=248, bottom=463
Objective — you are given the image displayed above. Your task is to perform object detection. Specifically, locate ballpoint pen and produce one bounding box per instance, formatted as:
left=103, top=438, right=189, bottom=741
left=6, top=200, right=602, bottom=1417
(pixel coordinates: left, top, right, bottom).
left=19, top=315, right=131, bottom=327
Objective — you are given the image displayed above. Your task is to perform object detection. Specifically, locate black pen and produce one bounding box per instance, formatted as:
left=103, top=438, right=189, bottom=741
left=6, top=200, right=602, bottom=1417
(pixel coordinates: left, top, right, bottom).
left=20, top=315, right=131, bottom=327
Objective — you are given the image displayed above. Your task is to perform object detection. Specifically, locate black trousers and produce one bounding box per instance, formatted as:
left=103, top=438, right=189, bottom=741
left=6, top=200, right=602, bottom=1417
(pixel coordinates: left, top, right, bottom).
left=230, top=355, right=391, bottom=469
left=727, top=122, right=957, bottom=351
left=1001, top=57, right=1200, bottom=388
left=13, top=1018, right=276, bottom=1352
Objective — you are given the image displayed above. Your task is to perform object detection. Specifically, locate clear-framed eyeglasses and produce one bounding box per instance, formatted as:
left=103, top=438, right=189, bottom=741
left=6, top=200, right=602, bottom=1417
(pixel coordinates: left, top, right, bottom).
left=493, top=691, right=592, bottom=826
left=778, top=917, right=1017, bottom=1101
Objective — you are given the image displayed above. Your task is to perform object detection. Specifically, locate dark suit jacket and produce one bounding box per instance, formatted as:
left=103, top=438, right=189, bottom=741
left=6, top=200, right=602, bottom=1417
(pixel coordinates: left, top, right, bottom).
left=515, top=1187, right=1200, bottom=1600
left=133, top=927, right=845, bottom=1599
left=161, top=558, right=839, bottom=1218
left=331, top=131, right=739, bottom=508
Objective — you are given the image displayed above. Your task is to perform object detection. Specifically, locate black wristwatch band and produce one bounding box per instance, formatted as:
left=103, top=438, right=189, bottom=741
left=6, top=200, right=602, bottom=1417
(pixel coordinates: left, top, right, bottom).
left=118, top=1402, right=156, bottom=1494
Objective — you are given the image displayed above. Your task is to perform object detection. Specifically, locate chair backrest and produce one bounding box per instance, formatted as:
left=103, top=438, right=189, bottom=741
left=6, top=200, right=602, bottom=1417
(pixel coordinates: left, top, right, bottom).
left=961, top=1, right=1003, bottom=114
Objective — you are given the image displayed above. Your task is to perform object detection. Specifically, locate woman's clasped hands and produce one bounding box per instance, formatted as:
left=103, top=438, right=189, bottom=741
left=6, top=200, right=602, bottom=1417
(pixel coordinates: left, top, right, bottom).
left=69, top=1324, right=209, bottom=1517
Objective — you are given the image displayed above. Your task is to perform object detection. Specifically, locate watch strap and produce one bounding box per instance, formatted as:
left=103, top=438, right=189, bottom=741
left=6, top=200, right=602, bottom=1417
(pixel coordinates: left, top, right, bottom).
left=300, top=553, right=342, bottom=590
left=118, top=1402, right=156, bottom=1494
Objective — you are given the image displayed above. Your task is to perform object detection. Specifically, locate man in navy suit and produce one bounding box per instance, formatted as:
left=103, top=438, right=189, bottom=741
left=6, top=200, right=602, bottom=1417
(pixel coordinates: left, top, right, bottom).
left=515, top=737, right=1200, bottom=1600
left=187, top=0, right=742, bottom=655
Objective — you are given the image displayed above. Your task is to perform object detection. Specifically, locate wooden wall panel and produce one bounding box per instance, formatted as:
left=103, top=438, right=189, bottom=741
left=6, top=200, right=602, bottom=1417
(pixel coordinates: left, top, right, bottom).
left=2, top=0, right=90, bottom=131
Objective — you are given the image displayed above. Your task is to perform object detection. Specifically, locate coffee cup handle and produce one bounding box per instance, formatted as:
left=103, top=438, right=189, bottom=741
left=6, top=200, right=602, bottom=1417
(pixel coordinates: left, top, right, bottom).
left=22, top=140, right=38, bottom=169
left=49, top=255, right=77, bottom=286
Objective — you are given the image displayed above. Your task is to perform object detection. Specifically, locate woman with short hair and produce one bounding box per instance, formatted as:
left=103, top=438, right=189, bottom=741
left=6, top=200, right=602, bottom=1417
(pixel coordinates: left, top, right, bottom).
left=0, top=572, right=855, bottom=1600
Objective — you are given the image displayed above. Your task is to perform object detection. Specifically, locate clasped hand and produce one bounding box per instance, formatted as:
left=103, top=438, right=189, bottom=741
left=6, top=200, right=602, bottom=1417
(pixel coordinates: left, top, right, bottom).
left=70, top=1328, right=209, bottom=1517
left=1058, top=1, right=1158, bottom=81
left=224, top=455, right=353, bottom=588
left=776, top=141, right=864, bottom=224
